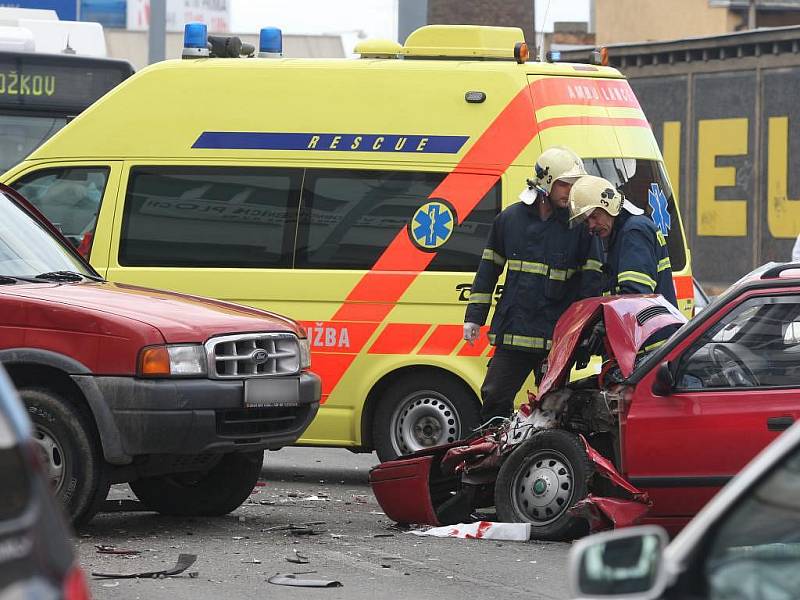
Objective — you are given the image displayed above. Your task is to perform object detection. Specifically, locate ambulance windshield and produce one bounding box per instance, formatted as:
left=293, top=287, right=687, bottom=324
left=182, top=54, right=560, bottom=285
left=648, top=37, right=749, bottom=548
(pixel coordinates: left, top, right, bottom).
left=584, top=157, right=686, bottom=272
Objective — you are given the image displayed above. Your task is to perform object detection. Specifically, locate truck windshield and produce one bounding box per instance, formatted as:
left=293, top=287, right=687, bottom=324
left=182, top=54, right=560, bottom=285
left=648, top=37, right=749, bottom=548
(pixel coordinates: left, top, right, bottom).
left=0, top=191, right=92, bottom=278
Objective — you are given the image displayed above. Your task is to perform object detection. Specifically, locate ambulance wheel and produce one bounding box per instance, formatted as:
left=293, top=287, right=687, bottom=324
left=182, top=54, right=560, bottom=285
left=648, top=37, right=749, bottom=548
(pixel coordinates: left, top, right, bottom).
left=495, top=430, right=592, bottom=541
left=373, top=373, right=479, bottom=462
left=130, top=450, right=264, bottom=516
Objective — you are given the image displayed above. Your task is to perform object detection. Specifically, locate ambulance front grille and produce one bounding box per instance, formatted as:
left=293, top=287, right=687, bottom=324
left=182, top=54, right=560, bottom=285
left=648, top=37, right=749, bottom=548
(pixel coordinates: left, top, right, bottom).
left=205, top=333, right=300, bottom=379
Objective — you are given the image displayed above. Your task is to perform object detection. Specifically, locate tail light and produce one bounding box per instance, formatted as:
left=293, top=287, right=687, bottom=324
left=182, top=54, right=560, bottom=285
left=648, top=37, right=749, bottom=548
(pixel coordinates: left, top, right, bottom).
left=63, top=565, right=91, bottom=600
left=76, top=231, right=94, bottom=259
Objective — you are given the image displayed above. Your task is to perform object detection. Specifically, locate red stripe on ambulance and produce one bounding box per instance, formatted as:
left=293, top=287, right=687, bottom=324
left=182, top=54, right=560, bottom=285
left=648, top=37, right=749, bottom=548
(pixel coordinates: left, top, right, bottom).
left=537, top=116, right=650, bottom=130
left=418, top=324, right=465, bottom=356
left=320, top=76, right=655, bottom=397
left=368, top=324, right=432, bottom=355
left=673, top=275, right=693, bottom=300
left=532, top=77, right=643, bottom=110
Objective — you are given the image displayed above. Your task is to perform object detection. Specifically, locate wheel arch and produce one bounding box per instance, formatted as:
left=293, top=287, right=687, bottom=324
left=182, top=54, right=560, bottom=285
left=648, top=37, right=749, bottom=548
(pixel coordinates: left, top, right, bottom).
left=360, top=363, right=481, bottom=451
left=1, top=348, right=129, bottom=464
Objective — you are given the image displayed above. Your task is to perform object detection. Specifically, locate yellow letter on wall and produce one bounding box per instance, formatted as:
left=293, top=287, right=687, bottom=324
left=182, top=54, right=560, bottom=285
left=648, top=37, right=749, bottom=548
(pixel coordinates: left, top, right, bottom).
left=696, top=118, right=748, bottom=237
left=767, top=116, right=800, bottom=239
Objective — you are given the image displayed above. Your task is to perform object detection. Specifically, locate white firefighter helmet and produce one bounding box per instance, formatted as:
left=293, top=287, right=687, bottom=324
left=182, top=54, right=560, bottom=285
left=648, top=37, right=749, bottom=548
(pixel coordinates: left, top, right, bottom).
left=569, top=175, right=644, bottom=223
left=519, top=146, right=587, bottom=205
left=568, top=175, right=645, bottom=223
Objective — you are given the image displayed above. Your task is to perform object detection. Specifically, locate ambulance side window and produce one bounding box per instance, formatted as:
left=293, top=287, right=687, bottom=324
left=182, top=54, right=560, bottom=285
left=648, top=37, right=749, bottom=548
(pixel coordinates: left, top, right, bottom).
left=119, top=167, right=300, bottom=268
left=428, top=181, right=500, bottom=272
left=295, top=169, right=500, bottom=271
left=11, top=166, right=109, bottom=248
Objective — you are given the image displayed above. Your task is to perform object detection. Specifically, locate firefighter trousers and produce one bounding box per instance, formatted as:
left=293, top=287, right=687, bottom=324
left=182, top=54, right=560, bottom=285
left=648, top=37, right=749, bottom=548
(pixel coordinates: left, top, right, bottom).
left=479, top=346, right=546, bottom=423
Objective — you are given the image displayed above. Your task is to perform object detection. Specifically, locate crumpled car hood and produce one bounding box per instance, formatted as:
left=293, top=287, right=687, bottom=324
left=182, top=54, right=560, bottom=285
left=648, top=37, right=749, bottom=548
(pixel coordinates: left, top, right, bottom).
left=537, top=295, right=686, bottom=398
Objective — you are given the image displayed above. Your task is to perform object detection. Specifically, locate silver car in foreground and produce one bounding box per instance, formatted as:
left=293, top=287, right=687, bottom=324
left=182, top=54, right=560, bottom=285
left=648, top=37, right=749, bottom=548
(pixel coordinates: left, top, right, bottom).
left=569, top=419, right=800, bottom=599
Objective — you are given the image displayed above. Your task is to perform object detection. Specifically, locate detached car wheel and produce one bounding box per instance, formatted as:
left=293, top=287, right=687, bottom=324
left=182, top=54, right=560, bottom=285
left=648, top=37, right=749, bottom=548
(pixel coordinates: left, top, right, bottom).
left=373, top=374, right=479, bottom=462
left=21, top=387, right=108, bottom=526
left=130, top=450, right=264, bottom=516
left=495, top=430, right=592, bottom=541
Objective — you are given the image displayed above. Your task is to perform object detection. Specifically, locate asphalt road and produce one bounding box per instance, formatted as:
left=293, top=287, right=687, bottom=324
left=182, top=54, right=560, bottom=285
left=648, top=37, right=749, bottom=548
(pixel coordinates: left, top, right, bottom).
left=76, top=447, right=572, bottom=600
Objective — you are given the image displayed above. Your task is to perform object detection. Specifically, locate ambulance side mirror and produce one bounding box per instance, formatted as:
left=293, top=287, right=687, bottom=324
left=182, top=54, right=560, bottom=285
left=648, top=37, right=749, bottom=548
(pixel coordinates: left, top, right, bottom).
left=652, top=362, right=674, bottom=396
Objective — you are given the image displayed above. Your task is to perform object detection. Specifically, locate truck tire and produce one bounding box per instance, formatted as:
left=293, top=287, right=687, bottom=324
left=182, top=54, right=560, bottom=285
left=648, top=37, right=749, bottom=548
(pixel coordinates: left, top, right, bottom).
left=495, top=430, right=592, bottom=541
left=373, top=373, right=479, bottom=462
left=130, top=450, right=264, bottom=516
left=21, top=387, right=108, bottom=526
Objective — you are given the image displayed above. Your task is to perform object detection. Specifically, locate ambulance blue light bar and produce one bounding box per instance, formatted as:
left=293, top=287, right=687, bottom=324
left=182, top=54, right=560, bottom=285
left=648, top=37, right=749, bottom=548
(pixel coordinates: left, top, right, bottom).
left=183, top=22, right=209, bottom=58
left=259, top=27, right=282, bottom=57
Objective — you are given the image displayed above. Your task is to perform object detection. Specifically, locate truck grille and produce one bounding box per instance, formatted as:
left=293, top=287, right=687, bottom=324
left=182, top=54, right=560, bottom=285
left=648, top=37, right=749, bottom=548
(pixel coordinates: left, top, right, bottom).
left=206, top=333, right=300, bottom=379
left=216, top=406, right=311, bottom=437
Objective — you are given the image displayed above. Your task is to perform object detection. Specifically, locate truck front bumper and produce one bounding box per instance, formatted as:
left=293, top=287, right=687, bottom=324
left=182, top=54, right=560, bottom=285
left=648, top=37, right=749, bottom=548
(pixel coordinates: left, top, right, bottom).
left=72, top=372, right=321, bottom=464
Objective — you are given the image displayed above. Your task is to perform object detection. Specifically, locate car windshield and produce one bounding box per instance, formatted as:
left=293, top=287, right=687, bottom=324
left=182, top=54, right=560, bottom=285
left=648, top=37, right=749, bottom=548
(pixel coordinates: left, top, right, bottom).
left=0, top=191, right=91, bottom=279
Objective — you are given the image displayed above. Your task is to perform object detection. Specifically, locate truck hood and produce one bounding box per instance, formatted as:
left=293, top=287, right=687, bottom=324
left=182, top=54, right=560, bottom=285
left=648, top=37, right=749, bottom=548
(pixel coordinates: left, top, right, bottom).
left=2, top=281, right=302, bottom=342
left=537, top=295, right=686, bottom=399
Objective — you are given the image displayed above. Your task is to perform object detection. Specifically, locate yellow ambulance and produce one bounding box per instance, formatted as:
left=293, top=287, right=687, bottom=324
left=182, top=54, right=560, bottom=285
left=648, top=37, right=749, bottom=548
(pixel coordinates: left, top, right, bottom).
left=2, top=24, right=693, bottom=461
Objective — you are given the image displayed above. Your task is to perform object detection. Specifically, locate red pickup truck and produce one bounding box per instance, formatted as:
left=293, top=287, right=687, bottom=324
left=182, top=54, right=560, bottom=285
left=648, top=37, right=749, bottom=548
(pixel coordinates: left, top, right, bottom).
left=0, top=184, right=320, bottom=524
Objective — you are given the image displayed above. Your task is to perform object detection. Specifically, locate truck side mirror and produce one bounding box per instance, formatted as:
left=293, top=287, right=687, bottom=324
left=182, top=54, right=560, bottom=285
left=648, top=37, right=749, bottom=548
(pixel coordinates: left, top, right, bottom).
left=568, top=525, right=668, bottom=599
left=652, top=362, right=674, bottom=396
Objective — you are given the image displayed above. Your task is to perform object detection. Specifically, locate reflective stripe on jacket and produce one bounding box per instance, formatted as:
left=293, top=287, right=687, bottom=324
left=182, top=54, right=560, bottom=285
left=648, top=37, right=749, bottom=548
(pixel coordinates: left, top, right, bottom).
left=465, top=197, right=603, bottom=353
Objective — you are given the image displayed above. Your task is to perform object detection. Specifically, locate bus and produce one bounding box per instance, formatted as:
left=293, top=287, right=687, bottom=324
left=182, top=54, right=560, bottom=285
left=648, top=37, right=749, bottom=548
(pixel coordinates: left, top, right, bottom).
left=0, top=11, right=133, bottom=173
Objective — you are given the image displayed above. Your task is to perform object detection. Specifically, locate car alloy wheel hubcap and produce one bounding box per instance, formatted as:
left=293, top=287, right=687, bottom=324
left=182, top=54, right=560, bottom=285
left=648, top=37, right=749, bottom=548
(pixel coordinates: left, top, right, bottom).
left=392, top=392, right=460, bottom=455
left=32, top=425, right=66, bottom=492
left=512, top=450, right=574, bottom=525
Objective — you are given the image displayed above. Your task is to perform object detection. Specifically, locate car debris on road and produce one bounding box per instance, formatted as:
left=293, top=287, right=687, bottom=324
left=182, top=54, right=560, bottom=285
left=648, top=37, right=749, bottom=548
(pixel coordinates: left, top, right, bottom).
left=268, top=573, right=343, bottom=588
left=91, top=553, right=197, bottom=579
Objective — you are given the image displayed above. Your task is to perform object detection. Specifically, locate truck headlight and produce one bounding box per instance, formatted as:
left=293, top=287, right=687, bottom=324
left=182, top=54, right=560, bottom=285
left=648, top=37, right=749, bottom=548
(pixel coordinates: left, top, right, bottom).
left=138, top=344, right=207, bottom=377
left=298, top=337, right=311, bottom=369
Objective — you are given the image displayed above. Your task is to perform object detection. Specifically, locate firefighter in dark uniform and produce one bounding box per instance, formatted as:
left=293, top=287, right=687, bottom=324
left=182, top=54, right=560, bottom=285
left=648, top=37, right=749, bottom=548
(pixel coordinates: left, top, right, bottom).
left=464, top=147, right=603, bottom=423
left=567, top=174, right=677, bottom=307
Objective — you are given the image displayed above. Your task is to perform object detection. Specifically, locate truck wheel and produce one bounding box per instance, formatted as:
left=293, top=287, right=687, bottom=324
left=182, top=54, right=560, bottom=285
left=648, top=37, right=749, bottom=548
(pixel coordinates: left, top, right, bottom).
left=21, top=387, right=108, bottom=526
left=495, top=430, right=592, bottom=541
left=130, top=450, right=264, bottom=516
left=373, top=373, right=479, bottom=462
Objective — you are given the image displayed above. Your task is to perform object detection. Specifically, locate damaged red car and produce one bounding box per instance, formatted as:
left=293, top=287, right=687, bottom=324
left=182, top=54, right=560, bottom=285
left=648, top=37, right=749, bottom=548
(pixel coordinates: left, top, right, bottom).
left=371, top=263, right=800, bottom=540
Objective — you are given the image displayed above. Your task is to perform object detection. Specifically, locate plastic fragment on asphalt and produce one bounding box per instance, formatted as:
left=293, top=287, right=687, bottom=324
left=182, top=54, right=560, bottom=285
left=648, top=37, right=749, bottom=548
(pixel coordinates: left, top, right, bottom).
left=286, top=550, right=310, bottom=564
left=268, top=574, right=342, bottom=588
left=91, top=554, right=197, bottom=579
left=411, top=521, right=531, bottom=541
left=95, top=544, right=141, bottom=555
